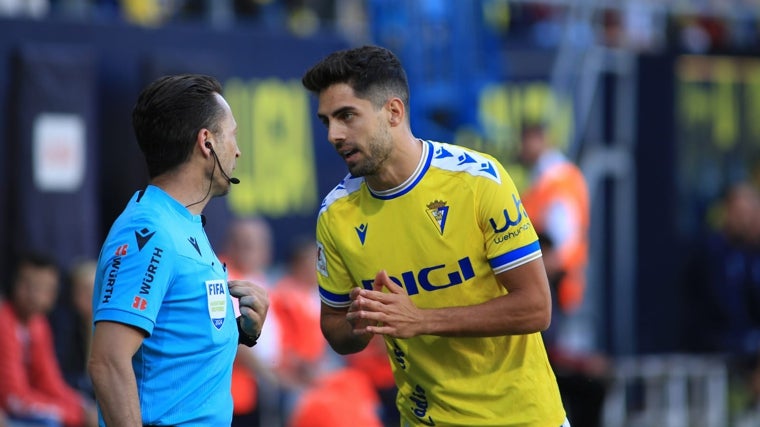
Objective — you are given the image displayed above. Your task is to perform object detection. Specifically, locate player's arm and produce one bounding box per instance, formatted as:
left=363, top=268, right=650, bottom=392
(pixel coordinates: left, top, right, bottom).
left=351, top=261, right=551, bottom=338
left=424, top=257, right=552, bottom=336
left=88, top=321, right=145, bottom=427
left=315, top=206, right=375, bottom=354
left=321, top=295, right=375, bottom=354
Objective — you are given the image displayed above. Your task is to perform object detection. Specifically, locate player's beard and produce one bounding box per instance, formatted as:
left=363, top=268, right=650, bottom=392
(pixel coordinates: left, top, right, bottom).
left=347, top=124, right=392, bottom=178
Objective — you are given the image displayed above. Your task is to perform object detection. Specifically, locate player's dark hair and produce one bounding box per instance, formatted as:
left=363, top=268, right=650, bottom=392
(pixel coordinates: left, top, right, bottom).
left=132, top=74, right=224, bottom=178
left=302, top=45, right=410, bottom=110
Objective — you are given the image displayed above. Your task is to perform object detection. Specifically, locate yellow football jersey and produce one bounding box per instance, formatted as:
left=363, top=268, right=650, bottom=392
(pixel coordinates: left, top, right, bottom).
left=316, top=140, right=566, bottom=426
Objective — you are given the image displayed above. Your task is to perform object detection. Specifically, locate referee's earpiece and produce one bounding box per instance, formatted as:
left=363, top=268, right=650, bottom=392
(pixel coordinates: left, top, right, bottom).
left=204, top=140, right=240, bottom=185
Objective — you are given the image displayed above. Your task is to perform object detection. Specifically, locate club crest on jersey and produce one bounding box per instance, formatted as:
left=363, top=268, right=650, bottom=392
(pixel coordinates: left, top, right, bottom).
left=206, top=279, right=227, bottom=329
left=426, top=200, right=449, bottom=235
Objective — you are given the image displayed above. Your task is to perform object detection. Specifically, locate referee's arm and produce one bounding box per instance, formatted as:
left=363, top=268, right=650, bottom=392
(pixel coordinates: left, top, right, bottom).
left=89, top=321, right=145, bottom=427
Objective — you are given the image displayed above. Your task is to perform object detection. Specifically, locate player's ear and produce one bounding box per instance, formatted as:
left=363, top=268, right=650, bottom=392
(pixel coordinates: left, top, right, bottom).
left=386, top=98, right=405, bottom=127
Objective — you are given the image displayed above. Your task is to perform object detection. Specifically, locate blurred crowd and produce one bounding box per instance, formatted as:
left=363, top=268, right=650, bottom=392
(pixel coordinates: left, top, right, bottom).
left=0, top=0, right=367, bottom=39
left=683, top=179, right=760, bottom=417
left=2, top=0, right=760, bottom=54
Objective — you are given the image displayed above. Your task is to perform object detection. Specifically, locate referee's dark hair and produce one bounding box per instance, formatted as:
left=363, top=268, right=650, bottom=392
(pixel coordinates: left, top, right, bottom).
left=132, top=74, right=224, bottom=179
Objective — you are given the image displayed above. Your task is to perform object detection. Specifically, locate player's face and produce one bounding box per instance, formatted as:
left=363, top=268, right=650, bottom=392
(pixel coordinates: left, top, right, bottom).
left=317, top=83, right=392, bottom=177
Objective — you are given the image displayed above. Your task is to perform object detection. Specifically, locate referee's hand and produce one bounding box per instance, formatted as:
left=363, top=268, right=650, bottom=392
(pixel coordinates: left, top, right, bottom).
left=229, top=280, right=269, bottom=339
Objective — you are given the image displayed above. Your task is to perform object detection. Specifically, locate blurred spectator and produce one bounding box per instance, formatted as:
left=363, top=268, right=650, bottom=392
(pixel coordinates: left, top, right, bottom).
left=686, top=181, right=760, bottom=356
left=273, top=237, right=399, bottom=425
left=221, top=216, right=279, bottom=427
left=519, top=122, right=609, bottom=426
left=287, top=367, right=383, bottom=427
left=685, top=181, right=760, bottom=416
left=268, top=236, right=329, bottom=419
left=224, top=216, right=275, bottom=287
left=342, top=335, right=399, bottom=427
left=0, top=252, right=97, bottom=427
left=519, top=122, right=589, bottom=316
left=51, top=259, right=97, bottom=399
left=538, top=233, right=609, bottom=427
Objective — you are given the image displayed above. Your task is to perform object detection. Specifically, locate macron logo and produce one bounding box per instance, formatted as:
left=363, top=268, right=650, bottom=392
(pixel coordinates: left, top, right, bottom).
left=355, top=223, right=368, bottom=245
left=188, top=237, right=201, bottom=256
left=135, top=228, right=155, bottom=251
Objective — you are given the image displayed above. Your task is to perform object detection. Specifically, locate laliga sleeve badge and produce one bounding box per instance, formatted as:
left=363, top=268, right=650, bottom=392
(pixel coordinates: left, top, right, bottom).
left=206, top=279, right=227, bottom=329
left=316, top=240, right=328, bottom=277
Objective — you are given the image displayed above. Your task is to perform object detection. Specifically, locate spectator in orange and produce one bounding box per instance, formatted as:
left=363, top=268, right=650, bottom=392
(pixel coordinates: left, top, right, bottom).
left=270, top=237, right=326, bottom=386
left=519, top=123, right=607, bottom=426
left=268, top=237, right=334, bottom=421
left=0, top=252, right=97, bottom=427
left=519, top=122, right=590, bottom=315
left=287, top=367, right=383, bottom=427
left=343, top=335, right=399, bottom=427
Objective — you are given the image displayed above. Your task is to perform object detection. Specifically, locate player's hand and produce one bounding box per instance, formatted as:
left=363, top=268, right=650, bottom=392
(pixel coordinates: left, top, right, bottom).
left=346, top=270, right=423, bottom=338
left=228, top=280, right=269, bottom=338
left=347, top=286, right=375, bottom=336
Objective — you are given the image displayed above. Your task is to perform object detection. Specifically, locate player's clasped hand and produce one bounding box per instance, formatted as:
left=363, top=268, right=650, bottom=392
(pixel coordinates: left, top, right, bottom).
left=228, top=280, right=269, bottom=338
left=346, top=270, right=422, bottom=339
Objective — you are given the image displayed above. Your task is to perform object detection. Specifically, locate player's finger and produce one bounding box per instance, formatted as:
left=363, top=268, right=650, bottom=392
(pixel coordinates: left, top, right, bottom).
left=374, top=270, right=409, bottom=295
left=349, top=287, right=363, bottom=300
left=373, top=270, right=390, bottom=292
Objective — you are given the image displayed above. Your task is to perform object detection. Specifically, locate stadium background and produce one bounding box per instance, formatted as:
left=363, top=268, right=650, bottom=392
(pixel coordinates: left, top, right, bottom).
left=1, top=1, right=758, bottom=425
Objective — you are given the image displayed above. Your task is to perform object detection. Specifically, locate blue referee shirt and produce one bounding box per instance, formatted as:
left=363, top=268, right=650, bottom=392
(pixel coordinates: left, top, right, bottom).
left=93, top=185, right=238, bottom=425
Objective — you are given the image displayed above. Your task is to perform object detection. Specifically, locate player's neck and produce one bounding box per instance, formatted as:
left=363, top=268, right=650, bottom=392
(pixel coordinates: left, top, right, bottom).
left=366, top=136, right=423, bottom=192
